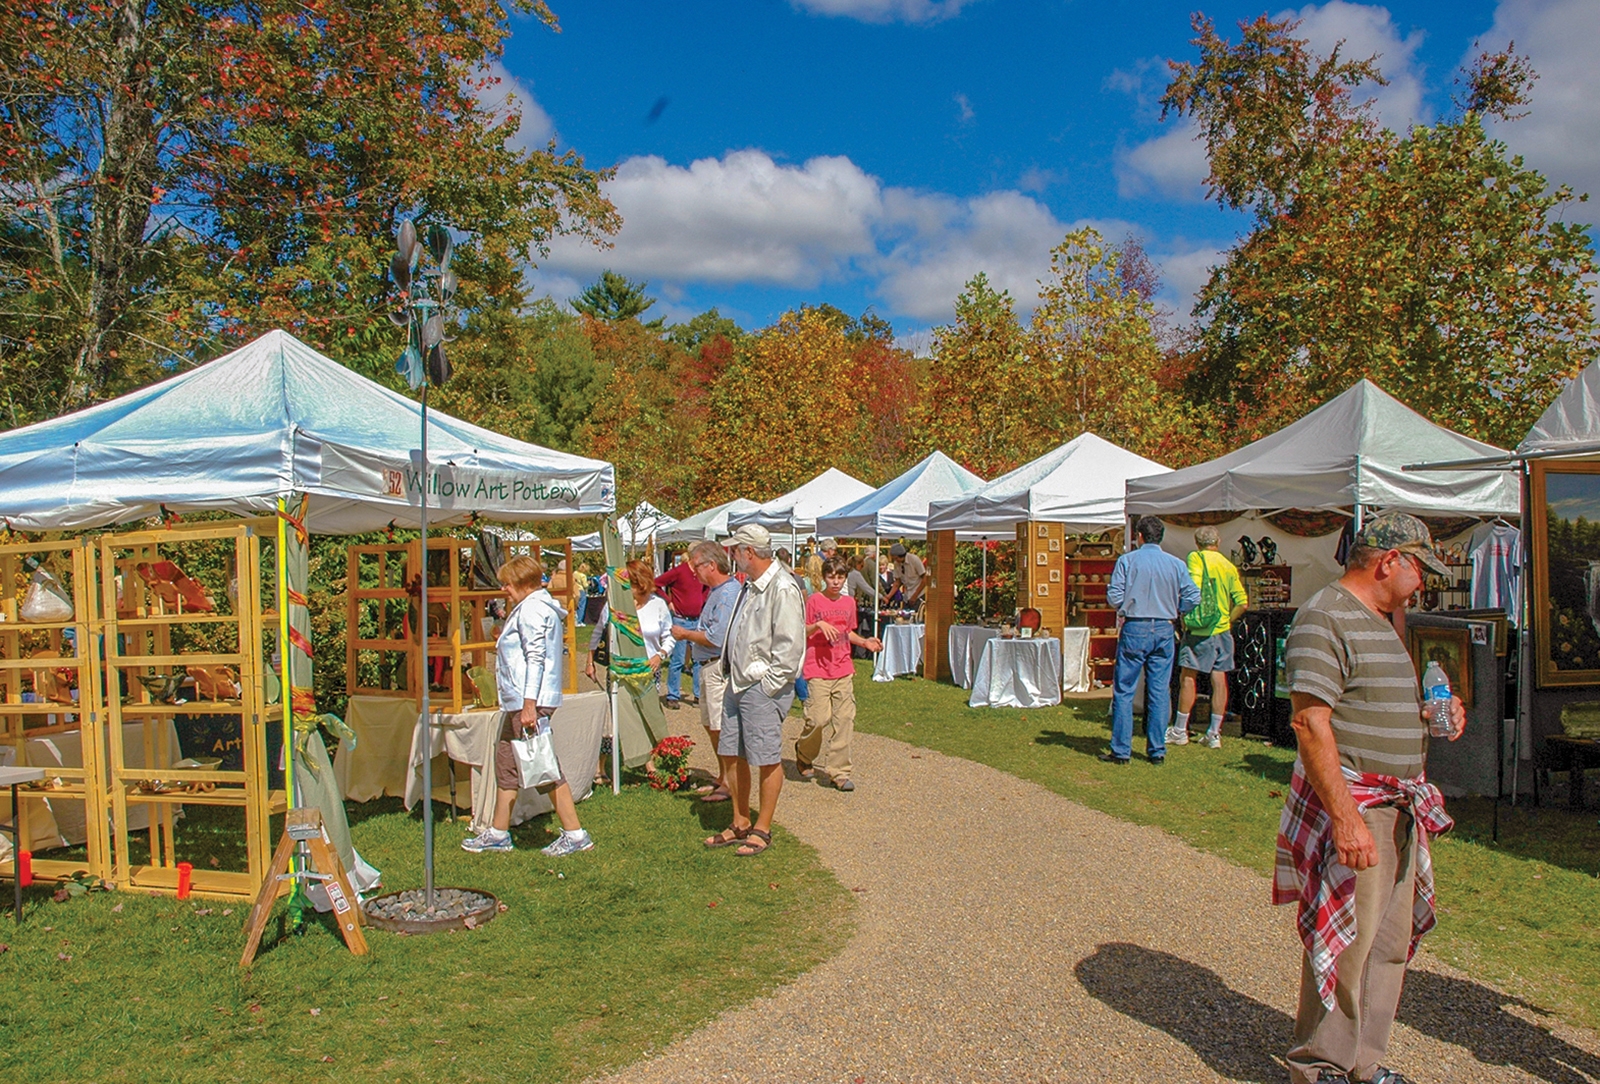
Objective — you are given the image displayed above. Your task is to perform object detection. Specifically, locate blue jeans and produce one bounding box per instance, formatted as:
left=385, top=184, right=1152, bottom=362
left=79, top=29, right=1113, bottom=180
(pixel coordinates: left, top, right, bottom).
left=667, top=614, right=701, bottom=702
left=1110, top=619, right=1176, bottom=760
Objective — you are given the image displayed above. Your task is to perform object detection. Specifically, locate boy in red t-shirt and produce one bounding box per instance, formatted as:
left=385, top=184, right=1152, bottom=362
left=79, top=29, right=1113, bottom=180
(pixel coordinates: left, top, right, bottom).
left=795, top=555, right=883, bottom=791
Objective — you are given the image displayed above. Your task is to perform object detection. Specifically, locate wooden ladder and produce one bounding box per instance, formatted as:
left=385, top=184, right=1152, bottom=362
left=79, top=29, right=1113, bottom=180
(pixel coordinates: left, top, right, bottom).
left=240, top=807, right=368, bottom=967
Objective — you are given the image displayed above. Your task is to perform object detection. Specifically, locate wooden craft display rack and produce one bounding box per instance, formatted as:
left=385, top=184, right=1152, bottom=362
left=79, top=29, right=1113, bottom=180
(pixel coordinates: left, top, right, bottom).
left=0, top=520, right=286, bottom=900
left=345, top=535, right=578, bottom=712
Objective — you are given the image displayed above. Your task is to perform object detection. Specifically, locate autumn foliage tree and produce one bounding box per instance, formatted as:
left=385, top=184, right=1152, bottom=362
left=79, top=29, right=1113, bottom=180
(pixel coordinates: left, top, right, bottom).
left=0, top=0, right=617, bottom=420
left=1165, top=15, right=1599, bottom=447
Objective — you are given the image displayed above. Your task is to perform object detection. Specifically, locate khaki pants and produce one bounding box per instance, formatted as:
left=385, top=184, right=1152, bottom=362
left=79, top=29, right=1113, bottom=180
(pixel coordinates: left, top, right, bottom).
left=794, top=676, right=856, bottom=782
left=1288, top=804, right=1418, bottom=1084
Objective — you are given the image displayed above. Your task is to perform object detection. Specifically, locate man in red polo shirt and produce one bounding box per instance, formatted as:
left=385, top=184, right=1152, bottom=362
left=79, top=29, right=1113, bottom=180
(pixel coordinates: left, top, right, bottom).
left=656, top=551, right=710, bottom=709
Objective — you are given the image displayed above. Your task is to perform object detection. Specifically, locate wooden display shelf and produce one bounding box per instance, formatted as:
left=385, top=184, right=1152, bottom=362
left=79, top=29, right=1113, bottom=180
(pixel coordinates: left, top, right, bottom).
left=126, top=864, right=256, bottom=899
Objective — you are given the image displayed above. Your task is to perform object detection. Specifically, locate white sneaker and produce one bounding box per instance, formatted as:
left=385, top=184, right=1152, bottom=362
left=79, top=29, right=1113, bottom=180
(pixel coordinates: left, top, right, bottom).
left=1202, top=731, right=1221, bottom=749
left=461, top=829, right=512, bottom=853
left=541, top=830, right=594, bottom=857
left=1165, top=727, right=1189, bottom=745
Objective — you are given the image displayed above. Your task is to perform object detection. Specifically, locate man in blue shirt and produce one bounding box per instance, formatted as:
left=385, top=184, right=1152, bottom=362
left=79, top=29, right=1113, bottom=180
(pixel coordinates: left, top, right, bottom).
left=674, top=540, right=741, bottom=803
left=1103, top=516, right=1200, bottom=765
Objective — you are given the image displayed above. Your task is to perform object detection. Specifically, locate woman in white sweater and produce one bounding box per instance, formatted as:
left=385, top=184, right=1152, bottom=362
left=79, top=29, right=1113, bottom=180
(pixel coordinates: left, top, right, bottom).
left=462, top=554, right=593, bottom=857
left=585, top=557, right=676, bottom=683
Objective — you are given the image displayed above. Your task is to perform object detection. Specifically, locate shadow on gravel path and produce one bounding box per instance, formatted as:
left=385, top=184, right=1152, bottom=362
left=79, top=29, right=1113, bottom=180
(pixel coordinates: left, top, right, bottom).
left=1076, top=942, right=1289, bottom=1083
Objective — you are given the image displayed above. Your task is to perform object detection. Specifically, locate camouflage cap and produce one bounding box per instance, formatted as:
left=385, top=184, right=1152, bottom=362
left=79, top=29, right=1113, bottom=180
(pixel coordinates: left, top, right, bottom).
left=1355, top=512, right=1448, bottom=576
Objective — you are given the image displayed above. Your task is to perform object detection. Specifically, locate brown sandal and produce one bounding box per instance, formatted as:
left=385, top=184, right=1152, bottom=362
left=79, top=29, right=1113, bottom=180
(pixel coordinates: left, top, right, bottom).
left=703, top=825, right=750, bottom=849
left=699, top=785, right=731, bottom=804
left=734, top=828, right=772, bottom=857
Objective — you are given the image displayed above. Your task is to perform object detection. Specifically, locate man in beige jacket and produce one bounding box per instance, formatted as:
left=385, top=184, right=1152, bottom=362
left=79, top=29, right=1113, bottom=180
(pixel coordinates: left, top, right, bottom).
left=702, top=523, right=805, bottom=858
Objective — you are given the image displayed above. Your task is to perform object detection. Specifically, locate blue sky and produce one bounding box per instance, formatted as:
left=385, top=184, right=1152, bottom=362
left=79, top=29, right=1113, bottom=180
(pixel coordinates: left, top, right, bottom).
left=493, top=0, right=1599, bottom=346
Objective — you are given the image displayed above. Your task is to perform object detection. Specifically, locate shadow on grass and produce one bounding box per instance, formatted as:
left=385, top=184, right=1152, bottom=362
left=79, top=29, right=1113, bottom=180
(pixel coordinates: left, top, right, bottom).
left=1036, top=729, right=1109, bottom=758
left=1074, top=942, right=1288, bottom=1082
left=1237, top=752, right=1295, bottom=786
left=1400, top=969, right=1600, bottom=1084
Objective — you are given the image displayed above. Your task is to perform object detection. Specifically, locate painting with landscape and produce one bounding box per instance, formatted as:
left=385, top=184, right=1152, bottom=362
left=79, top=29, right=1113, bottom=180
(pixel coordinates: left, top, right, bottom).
left=1532, top=462, right=1600, bottom=686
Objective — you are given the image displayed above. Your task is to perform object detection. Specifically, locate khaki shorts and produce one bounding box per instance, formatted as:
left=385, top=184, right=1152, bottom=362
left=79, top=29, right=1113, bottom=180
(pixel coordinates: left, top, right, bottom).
left=699, top=662, right=729, bottom=733
left=493, top=707, right=561, bottom=791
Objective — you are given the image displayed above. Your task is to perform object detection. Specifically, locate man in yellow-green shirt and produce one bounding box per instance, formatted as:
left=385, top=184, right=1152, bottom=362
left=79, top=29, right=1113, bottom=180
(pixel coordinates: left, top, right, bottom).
left=1169, top=525, right=1251, bottom=749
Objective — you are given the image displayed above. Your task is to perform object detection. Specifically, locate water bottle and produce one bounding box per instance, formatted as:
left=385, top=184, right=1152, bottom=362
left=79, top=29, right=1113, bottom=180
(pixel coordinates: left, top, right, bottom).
left=1422, top=660, right=1453, bottom=737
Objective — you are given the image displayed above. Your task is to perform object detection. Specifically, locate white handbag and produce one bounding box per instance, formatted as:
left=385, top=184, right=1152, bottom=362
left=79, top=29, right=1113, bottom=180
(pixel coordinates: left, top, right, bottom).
left=511, top=723, right=561, bottom=789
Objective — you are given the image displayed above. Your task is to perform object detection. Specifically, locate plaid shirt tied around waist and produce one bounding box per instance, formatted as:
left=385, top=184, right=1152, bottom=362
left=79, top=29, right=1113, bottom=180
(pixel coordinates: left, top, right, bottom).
left=1272, top=762, right=1453, bottom=1008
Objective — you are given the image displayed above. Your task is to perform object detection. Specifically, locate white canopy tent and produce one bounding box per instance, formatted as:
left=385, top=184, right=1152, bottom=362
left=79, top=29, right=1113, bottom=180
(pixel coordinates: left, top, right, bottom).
left=816, top=450, right=989, bottom=616
left=656, top=497, right=761, bottom=545
left=571, top=500, right=676, bottom=555
left=726, top=467, right=875, bottom=551
left=1125, top=380, right=1518, bottom=518
left=0, top=329, right=615, bottom=533
left=927, top=432, right=1169, bottom=535
left=816, top=451, right=987, bottom=540
left=1125, top=380, right=1518, bottom=604
left=1519, top=361, right=1600, bottom=458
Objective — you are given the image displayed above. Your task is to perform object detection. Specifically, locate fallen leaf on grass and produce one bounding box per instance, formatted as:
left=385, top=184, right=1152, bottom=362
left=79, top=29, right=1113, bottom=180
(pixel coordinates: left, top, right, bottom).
left=707, top=900, right=719, bottom=908
left=51, top=888, right=70, bottom=903
left=222, top=908, right=233, bottom=916
left=432, top=1039, right=447, bottom=1046
left=377, top=996, right=389, bottom=1002
left=208, top=857, right=221, bottom=868
left=57, top=952, right=72, bottom=961
left=910, top=754, right=922, bottom=759
left=319, top=1055, right=335, bottom=1063
left=111, top=903, right=124, bottom=913
left=309, top=1008, right=322, bottom=1017
left=851, top=886, right=866, bottom=893
left=496, top=902, right=508, bottom=912
left=248, top=1005, right=263, bottom=1016
left=1267, top=790, right=1283, bottom=798
left=0, top=944, right=7, bottom=954
left=462, top=915, right=479, bottom=930
left=768, top=883, right=779, bottom=890
left=194, top=908, right=214, bottom=916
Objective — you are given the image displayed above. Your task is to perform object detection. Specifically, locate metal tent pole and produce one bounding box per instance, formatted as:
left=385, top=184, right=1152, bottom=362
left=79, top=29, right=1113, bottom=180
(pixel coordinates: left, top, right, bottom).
left=418, top=385, right=434, bottom=908
left=610, top=621, right=621, bottom=795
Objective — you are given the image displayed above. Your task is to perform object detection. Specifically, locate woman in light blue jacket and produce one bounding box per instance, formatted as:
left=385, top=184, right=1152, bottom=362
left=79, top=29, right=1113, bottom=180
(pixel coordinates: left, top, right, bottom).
left=462, top=554, right=593, bottom=857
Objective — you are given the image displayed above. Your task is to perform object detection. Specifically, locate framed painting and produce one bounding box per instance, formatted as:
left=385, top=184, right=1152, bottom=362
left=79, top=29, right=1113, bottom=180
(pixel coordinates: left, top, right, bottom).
left=1531, top=460, right=1600, bottom=687
left=1406, top=624, right=1474, bottom=709
left=1452, top=608, right=1509, bottom=658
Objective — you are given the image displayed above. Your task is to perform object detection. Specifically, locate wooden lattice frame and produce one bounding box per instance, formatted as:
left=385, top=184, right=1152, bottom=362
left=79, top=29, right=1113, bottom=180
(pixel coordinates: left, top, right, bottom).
left=346, top=535, right=578, bottom=712
left=97, top=519, right=284, bottom=899
left=0, top=537, right=104, bottom=884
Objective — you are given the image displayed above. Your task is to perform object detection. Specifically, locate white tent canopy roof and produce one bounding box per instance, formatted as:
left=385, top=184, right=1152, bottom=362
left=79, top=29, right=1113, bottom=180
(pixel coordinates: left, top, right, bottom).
left=0, top=329, right=616, bottom=533
left=927, top=432, right=1168, bottom=534
left=571, top=501, right=676, bottom=553
left=1519, top=360, right=1600, bottom=456
left=727, top=468, right=875, bottom=537
left=815, top=451, right=987, bottom=540
left=656, top=498, right=761, bottom=545
left=1124, top=380, right=1519, bottom=517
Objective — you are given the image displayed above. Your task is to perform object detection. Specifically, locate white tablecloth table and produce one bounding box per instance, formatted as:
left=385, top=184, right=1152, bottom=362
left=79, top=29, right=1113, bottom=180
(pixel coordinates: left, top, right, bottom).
left=1060, top=627, right=1092, bottom=693
left=334, top=696, right=421, bottom=802
left=968, top=637, right=1063, bottom=709
left=0, top=720, right=181, bottom=857
left=873, top=623, right=925, bottom=682
left=948, top=626, right=1001, bottom=689
left=402, top=692, right=608, bottom=833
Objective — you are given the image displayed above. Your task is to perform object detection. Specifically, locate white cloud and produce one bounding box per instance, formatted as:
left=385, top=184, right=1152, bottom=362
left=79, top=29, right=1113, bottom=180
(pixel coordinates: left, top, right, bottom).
left=1474, top=0, right=1600, bottom=224
left=1149, top=244, right=1224, bottom=319
left=1115, top=119, right=1211, bottom=202
left=1017, top=166, right=1065, bottom=193
left=532, top=148, right=1218, bottom=330
left=1279, top=0, right=1429, bottom=130
left=471, top=61, right=554, bottom=154
left=788, top=0, right=980, bottom=24
left=540, top=150, right=884, bottom=286
left=954, top=93, right=975, bottom=125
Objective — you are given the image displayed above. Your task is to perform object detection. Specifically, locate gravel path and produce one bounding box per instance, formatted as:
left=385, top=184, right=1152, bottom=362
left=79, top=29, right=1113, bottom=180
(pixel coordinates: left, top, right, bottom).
left=600, top=709, right=1600, bottom=1084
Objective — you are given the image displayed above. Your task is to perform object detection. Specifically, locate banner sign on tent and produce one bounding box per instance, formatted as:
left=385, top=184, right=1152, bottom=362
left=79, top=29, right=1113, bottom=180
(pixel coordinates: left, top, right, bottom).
left=319, top=447, right=607, bottom=517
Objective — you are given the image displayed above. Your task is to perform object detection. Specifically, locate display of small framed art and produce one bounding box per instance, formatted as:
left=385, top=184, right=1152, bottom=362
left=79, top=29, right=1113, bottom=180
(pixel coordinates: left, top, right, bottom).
left=1406, top=624, right=1473, bottom=709
left=1451, top=608, right=1509, bottom=657
left=1048, top=538, right=1061, bottom=551
left=1036, top=552, right=1048, bottom=565
left=1530, top=459, right=1600, bottom=686
left=1049, top=569, right=1061, bottom=582
left=1037, top=524, right=1049, bottom=538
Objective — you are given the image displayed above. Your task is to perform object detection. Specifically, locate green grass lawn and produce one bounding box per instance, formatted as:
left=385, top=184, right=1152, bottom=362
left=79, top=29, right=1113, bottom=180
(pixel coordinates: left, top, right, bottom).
left=854, top=666, right=1600, bottom=1035
left=0, top=785, right=853, bottom=1083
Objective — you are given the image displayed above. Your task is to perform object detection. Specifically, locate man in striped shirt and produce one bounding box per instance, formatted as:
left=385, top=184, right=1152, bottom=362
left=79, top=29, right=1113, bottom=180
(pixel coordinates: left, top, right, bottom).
left=1278, top=512, right=1465, bottom=1084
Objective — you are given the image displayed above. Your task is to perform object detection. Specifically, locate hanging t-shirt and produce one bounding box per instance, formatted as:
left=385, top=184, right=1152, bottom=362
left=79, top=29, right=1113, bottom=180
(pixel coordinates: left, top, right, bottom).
left=1468, top=521, right=1521, bottom=623
left=804, top=592, right=858, bottom=680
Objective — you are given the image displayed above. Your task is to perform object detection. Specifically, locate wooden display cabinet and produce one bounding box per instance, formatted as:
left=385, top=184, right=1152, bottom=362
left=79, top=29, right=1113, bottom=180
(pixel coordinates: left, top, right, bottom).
left=96, top=519, right=285, bottom=899
left=0, top=537, right=104, bottom=886
left=1066, top=552, right=1119, bottom=682
left=1239, top=565, right=1292, bottom=608
left=346, top=536, right=579, bottom=713
left=1018, top=521, right=1066, bottom=633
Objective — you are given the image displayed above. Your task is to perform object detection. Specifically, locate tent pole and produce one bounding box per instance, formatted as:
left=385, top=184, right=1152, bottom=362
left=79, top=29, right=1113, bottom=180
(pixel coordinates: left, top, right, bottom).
left=982, top=542, right=988, bottom=619
left=419, top=384, right=434, bottom=909
left=873, top=533, right=881, bottom=635
left=610, top=622, right=621, bottom=795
